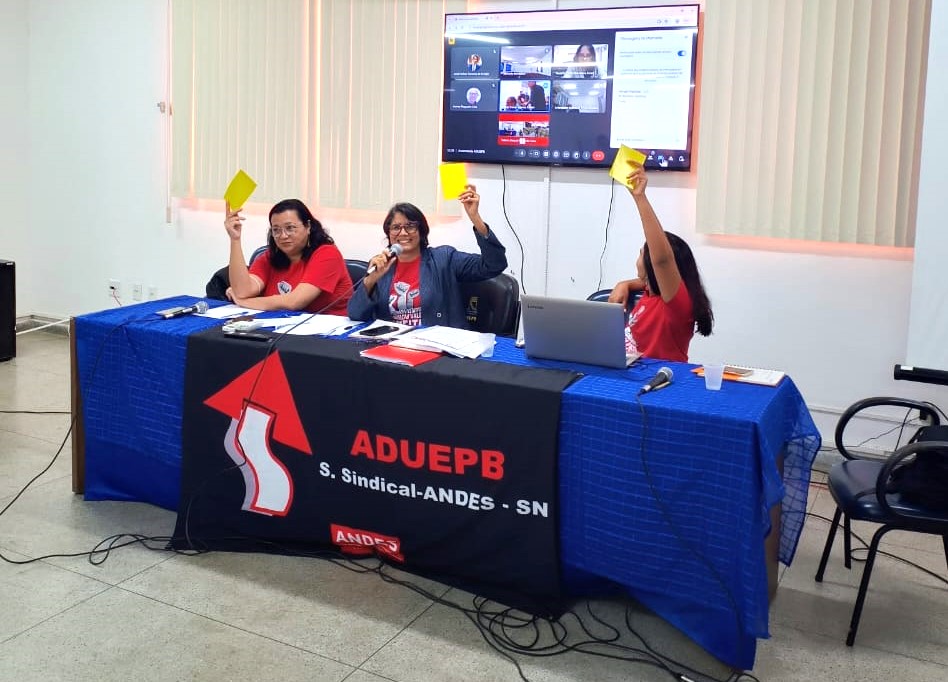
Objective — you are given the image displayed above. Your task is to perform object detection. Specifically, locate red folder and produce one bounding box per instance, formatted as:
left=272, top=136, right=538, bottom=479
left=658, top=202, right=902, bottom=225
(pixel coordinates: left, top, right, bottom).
left=359, top=344, right=442, bottom=367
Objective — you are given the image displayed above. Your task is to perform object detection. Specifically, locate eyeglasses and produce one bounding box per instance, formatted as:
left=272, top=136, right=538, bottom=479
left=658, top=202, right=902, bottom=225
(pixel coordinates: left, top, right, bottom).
left=270, top=223, right=304, bottom=238
left=388, top=221, right=419, bottom=235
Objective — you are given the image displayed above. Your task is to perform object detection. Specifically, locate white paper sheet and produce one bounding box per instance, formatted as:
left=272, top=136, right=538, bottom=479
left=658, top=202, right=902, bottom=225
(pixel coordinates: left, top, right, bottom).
left=197, top=303, right=259, bottom=320
left=392, top=326, right=495, bottom=359
left=263, top=314, right=359, bottom=336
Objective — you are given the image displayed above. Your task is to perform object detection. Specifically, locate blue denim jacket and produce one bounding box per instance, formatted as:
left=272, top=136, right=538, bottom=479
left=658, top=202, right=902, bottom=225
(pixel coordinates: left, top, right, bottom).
left=347, top=227, right=507, bottom=329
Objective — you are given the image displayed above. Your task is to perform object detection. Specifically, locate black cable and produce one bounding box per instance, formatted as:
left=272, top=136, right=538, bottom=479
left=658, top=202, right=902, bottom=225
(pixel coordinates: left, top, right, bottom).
left=635, top=397, right=746, bottom=649
left=370, top=557, right=745, bottom=682
left=0, top=315, right=187, bottom=566
left=244, top=272, right=363, bottom=397
left=8, top=315, right=764, bottom=678
left=0, top=409, right=71, bottom=414
left=848, top=409, right=920, bottom=451
left=806, top=512, right=948, bottom=588
left=597, top=178, right=617, bottom=291
left=0, top=417, right=73, bottom=523
left=180, top=274, right=374, bottom=547
left=922, top=401, right=948, bottom=422
left=500, top=164, right=528, bottom=295
left=168, top=527, right=754, bottom=682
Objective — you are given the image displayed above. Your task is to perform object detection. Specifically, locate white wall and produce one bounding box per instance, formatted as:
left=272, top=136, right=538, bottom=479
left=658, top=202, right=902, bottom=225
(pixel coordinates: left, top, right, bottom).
left=10, top=0, right=946, bottom=444
left=0, top=0, right=29, bottom=318
left=25, top=0, right=187, bottom=317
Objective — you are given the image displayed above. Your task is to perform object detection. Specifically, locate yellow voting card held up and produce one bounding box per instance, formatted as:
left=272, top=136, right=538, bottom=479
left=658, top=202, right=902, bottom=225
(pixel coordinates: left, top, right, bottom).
left=609, top=145, right=647, bottom=188
left=439, top=163, right=468, bottom=200
left=224, top=170, right=257, bottom=211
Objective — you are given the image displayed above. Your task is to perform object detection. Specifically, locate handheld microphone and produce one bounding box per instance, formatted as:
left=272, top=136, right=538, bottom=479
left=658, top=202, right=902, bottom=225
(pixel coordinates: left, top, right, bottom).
left=159, top=301, right=209, bottom=319
left=366, top=243, right=403, bottom=275
left=639, top=366, right=673, bottom=395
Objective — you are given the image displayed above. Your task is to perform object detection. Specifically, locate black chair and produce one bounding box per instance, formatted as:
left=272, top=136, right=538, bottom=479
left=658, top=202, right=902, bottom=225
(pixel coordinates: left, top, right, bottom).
left=587, top=288, right=641, bottom=320
left=205, top=246, right=269, bottom=300
left=815, top=397, right=948, bottom=646
left=249, top=245, right=268, bottom=265
left=586, top=288, right=612, bottom=303
left=345, top=259, right=369, bottom=285
left=460, top=273, right=520, bottom=337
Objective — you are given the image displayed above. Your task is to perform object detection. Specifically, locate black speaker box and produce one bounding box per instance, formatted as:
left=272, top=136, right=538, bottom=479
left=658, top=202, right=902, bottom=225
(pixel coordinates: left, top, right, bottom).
left=0, top=260, right=15, bottom=362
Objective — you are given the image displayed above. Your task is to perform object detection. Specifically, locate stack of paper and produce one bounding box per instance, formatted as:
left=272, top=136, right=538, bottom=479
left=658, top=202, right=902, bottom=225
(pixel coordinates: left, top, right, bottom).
left=391, top=326, right=495, bottom=359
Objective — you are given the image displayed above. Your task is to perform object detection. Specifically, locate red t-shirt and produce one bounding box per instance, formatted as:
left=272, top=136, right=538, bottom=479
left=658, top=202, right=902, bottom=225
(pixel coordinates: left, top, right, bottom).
left=625, top=283, right=694, bottom=362
left=248, top=244, right=352, bottom=315
left=388, top=258, right=422, bottom=327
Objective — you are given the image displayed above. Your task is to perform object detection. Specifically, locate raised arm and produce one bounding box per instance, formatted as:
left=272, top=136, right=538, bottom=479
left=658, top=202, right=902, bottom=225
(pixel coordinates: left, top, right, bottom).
left=453, top=184, right=508, bottom=280
left=626, top=166, right=680, bottom=303
left=459, top=184, right=489, bottom=237
left=225, top=202, right=264, bottom=299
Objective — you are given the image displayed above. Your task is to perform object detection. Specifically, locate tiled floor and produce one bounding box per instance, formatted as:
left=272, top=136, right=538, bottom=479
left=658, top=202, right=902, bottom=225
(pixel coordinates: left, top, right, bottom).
left=1, top=331, right=946, bottom=681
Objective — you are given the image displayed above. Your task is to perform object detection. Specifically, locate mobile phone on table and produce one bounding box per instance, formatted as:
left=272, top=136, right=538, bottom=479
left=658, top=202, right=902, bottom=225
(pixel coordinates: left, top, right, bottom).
left=724, top=365, right=753, bottom=376
left=360, top=325, right=401, bottom=337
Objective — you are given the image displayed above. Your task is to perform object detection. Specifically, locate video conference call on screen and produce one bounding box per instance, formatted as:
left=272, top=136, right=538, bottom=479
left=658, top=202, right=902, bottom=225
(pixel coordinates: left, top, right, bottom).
left=442, top=5, right=699, bottom=170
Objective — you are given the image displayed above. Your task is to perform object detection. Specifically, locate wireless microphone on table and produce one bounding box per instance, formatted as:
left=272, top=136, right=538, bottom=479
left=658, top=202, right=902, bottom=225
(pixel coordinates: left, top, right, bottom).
left=639, top=366, right=673, bottom=395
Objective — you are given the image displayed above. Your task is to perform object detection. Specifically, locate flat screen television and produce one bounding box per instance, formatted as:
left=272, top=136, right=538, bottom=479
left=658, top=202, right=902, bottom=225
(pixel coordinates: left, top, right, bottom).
left=442, top=4, right=699, bottom=170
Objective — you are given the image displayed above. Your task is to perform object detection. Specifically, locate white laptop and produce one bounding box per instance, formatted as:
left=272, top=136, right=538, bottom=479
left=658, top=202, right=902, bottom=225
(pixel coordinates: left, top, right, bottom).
left=518, top=295, right=641, bottom=369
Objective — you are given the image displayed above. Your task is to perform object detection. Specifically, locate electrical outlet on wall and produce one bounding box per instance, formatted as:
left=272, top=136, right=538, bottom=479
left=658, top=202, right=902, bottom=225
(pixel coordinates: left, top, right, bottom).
left=132, top=283, right=143, bottom=301
left=147, top=285, right=158, bottom=300
left=108, top=279, right=120, bottom=297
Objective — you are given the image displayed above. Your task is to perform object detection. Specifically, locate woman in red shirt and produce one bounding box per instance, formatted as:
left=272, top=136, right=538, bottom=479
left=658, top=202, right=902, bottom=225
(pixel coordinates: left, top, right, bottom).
left=224, top=199, right=352, bottom=315
left=609, top=166, right=713, bottom=362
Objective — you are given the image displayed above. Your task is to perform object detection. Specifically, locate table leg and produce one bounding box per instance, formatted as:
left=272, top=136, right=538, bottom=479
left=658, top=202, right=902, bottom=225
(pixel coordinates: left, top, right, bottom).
left=765, top=452, right=784, bottom=601
left=70, top=318, right=85, bottom=494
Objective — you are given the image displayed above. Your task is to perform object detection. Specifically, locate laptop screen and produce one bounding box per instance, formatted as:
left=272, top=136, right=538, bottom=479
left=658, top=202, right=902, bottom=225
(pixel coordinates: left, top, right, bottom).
left=519, top=295, right=637, bottom=369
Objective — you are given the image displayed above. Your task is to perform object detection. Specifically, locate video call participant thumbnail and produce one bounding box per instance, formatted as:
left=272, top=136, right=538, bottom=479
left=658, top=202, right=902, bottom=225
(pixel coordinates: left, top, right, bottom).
left=552, top=43, right=608, bottom=79
left=448, top=79, right=499, bottom=111
left=449, top=47, right=500, bottom=79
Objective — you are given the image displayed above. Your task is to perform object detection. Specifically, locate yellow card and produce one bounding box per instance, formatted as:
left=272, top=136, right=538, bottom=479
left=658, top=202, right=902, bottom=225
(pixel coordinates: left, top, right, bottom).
left=439, top=162, right=468, bottom=200
left=223, top=169, right=257, bottom=211
left=609, top=145, right=647, bottom=188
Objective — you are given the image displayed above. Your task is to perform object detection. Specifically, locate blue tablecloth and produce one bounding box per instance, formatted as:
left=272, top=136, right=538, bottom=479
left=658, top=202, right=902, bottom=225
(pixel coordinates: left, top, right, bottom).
left=75, top=298, right=820, bottom=670
left=487, top=341, right=819, bottom=666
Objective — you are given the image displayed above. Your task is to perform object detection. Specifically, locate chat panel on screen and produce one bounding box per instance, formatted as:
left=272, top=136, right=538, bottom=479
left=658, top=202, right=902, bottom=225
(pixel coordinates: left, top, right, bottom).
left=610, top=30, right=694, bottom=151
left=450, top=47, right=501, bottom=79
left=499, top=45, right=553, bottom=77
left=449, top=79, right=500, bottom=112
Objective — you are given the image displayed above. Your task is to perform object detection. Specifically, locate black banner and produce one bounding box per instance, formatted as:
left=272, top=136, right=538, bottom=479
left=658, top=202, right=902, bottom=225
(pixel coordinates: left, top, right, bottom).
left=171, top=331, right=579, bottom=613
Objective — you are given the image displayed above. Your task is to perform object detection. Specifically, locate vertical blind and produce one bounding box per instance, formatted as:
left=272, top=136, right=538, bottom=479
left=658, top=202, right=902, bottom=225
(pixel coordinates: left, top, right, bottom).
left=172, top=0, right=463, bottom=213
left=171, top=0, right=310, bottom=205
left=696, top=0, right=931, bottom=246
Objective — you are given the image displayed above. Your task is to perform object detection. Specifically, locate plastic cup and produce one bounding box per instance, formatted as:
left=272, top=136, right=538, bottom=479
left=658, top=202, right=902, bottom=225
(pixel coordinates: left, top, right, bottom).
left=704, top=363, right=725, bottom=391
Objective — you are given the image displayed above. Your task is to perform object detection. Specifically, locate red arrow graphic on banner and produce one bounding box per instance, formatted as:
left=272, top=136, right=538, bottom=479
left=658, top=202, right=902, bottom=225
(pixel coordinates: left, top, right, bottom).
left=204, top=352, right=312, bottom=516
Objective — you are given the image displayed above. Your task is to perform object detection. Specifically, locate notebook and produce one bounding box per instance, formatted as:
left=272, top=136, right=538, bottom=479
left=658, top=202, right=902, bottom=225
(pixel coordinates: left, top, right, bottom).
left=519, top=295, right=641, bottom=369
